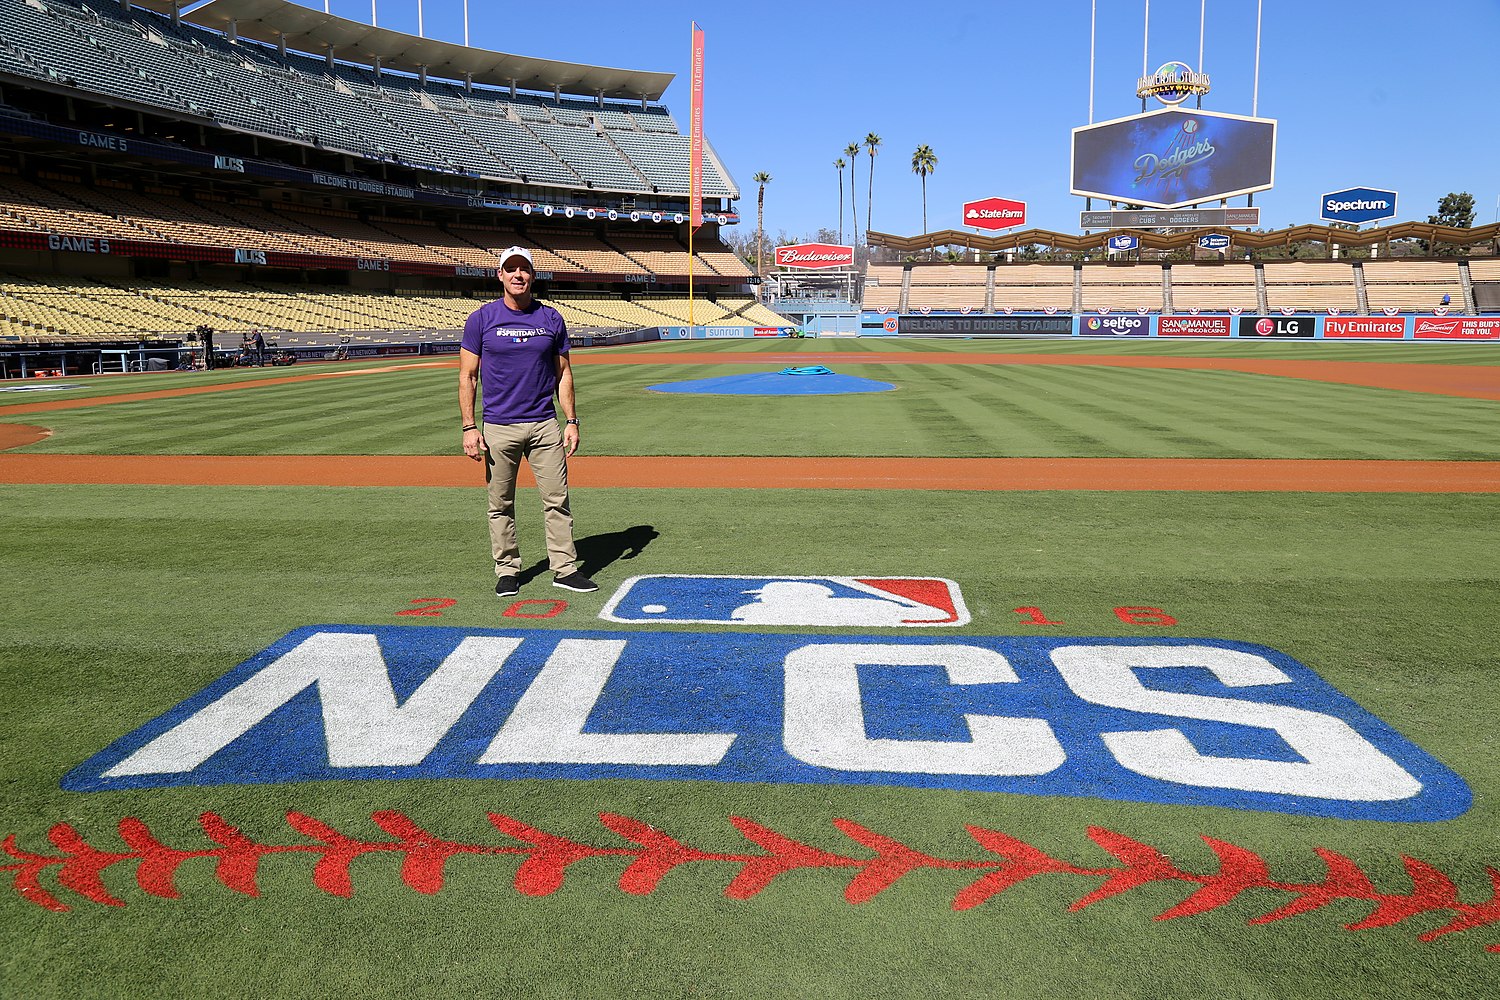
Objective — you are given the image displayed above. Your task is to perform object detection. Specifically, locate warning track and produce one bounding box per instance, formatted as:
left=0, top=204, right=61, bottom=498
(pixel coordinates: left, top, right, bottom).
left=2, top=352, right=1497, bottom=491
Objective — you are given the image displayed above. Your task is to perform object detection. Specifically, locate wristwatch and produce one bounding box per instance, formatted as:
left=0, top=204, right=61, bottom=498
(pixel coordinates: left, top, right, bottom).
left=565, top=418, right=579, bottom=425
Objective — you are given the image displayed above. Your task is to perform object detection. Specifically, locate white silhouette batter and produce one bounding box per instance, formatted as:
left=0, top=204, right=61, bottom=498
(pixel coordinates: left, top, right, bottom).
left=729, top=582, right=946, bottom=626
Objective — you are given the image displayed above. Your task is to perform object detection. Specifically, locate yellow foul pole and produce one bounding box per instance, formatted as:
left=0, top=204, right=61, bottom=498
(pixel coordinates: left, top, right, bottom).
left=688, top=22, right=705, bottom=327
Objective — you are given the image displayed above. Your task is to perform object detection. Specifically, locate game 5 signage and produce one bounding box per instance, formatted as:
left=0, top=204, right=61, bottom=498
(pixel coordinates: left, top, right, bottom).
left=1240, top=316, right=1315, bottom=338
left=1158, top=316, right=1231, bottom=337
left=64, top=626, right=1469, bottom=821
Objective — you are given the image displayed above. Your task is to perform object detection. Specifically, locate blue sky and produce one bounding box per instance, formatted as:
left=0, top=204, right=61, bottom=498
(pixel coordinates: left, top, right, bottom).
left=304, top=1, right=1499, bottom=239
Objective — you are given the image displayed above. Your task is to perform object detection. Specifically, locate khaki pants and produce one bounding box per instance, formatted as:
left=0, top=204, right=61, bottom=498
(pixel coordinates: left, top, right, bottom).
left=482, top=419, right=577, bottom=575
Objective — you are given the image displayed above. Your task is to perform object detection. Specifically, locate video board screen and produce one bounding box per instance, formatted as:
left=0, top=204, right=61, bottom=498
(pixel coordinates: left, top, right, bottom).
left=1071, top=108, right=1276, bottom=209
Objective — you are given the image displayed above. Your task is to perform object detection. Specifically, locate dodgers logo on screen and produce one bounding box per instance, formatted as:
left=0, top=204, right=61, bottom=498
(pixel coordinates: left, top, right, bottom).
left=599, top=575, right=969, bottom=626
left=62, top=627, right=1469, bottom=822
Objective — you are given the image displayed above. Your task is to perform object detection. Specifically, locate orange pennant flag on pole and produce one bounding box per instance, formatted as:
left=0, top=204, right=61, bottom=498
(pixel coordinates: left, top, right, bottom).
left=689, top=22, right=704, bottom=231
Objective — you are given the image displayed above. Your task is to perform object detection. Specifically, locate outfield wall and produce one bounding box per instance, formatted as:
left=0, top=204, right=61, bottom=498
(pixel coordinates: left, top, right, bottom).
left=859, top=312, right=1500, bottom=341
left=656, top=325, right=802, bottom=339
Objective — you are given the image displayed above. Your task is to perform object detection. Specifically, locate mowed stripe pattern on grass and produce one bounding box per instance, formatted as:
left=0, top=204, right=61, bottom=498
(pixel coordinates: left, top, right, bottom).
left=8, top=360, right=1500, bottom=460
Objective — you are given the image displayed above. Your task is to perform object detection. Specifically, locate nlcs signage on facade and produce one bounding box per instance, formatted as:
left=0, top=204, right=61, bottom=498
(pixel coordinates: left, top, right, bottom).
left=963, top=197, right=1027, bottom=231
left=774, top=243, right=854, bottom=270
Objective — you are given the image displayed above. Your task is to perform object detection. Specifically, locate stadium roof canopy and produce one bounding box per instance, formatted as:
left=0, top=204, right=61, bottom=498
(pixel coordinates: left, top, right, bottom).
left=137, top=0, right=674, bottom=101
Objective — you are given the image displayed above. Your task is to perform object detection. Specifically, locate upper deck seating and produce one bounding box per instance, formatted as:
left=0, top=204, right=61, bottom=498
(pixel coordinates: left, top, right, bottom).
left=3, top=2, right=734, bottom=197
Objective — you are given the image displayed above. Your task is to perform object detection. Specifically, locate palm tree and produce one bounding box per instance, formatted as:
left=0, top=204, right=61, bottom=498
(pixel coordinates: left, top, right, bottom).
left=844, top=142, right=860, bottom=251
left=863, top=132, right=881, bottom=242
left=833, top=158, right=846, bottom=243
left=752, top=171, right=772, bottom=278
left=911, top=144, right=938, bottom=256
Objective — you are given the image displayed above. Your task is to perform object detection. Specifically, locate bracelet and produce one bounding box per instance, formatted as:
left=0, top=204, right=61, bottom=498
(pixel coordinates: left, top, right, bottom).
left=461, top=424, right=477, bottom=432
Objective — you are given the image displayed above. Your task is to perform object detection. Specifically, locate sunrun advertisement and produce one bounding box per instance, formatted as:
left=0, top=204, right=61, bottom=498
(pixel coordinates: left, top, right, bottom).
left=1071, top=108, right=1277, bottom=209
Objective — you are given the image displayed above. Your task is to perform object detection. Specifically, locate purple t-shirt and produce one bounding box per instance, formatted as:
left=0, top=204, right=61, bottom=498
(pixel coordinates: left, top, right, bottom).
left=461, top=299, right=570, bottom=424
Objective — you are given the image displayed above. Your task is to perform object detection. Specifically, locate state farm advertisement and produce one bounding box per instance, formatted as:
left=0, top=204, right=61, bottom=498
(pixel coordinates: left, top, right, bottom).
left=1158, top=316, right=1232, bottom=337
left=963, top=197, right=1026, bottom=231
left=1412, top=317, right=1500, bottom=340
left=774, top=243, right=853, bottom=269
left=1323, top=317, right=1407, bottom=339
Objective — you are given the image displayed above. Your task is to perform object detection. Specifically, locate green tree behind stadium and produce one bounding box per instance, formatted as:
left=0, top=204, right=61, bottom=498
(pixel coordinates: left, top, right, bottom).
left=911, top=144, right=937, bottom=257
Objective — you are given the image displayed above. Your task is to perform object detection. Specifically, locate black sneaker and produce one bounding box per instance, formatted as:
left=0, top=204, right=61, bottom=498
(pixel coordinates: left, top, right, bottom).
left=495, top=576, right=520, bottom=598
left=552, top=571, right=599, bottom=593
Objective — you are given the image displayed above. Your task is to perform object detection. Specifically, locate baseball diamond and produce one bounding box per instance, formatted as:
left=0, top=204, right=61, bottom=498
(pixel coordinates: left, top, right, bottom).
left=2, top=0, right=1499, bottom=997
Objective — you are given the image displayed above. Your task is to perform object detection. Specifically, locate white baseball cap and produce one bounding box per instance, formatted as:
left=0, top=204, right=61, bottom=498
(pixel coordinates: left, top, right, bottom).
left=498, top=246, right=535, bottom=270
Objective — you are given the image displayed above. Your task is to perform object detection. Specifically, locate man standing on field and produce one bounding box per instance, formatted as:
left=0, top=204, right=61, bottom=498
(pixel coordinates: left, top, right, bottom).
left=459, top=246, right=597, bottom=597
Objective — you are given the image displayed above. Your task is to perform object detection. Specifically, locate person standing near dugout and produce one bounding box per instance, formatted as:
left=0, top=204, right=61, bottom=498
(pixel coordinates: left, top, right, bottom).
left=459, top=246, right=597, bottom=597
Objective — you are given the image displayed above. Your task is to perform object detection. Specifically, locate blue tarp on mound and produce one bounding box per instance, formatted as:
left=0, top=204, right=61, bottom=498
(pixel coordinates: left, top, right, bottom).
left=647, top=369, right=896, bottom=396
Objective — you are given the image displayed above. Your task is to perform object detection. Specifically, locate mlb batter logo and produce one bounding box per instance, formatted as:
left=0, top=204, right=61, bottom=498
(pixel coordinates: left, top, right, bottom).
left=600, top=575, right=969, bottom=627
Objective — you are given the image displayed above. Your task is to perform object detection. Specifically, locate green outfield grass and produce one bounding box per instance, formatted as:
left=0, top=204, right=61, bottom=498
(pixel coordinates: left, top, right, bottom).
left=7, top=343, right=1500, bottom=460
left=2, top=340, right=1498, bottom=999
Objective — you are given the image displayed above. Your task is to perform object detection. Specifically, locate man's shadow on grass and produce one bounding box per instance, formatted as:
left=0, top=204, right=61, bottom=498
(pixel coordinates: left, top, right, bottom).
left=517, top=524, right=660, bottom=587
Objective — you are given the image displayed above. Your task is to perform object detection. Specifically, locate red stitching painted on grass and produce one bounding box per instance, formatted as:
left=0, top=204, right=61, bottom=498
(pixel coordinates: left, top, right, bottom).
left=5, top=812, right=1498, bottom=952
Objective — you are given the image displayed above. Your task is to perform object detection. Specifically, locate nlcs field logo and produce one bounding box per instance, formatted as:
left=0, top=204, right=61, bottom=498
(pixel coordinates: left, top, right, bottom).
left=63, top=626, right=1470, bottom=822
left=600, top=575, right=969, bottom=626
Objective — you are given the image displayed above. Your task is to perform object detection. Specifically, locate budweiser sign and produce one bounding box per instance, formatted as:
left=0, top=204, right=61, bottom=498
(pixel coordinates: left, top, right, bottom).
left=774, top=243, right=853, bottom=269
left=963, top=196, right=1027, bottom=231
left=1413, top=317, right=1500, bottom=340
